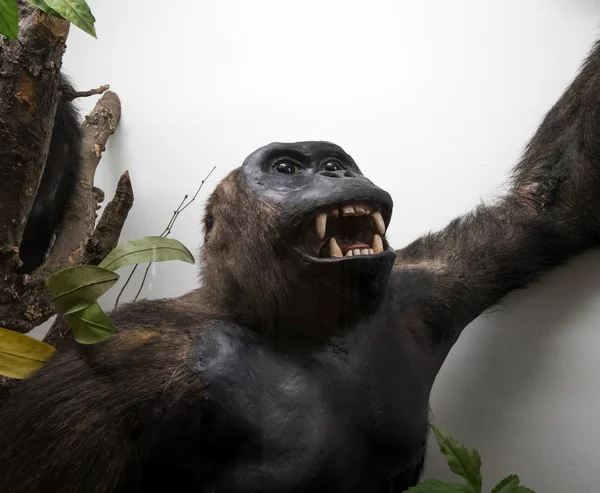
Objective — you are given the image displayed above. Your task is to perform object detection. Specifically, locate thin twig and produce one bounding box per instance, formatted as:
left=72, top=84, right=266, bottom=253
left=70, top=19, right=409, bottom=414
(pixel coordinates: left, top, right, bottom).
left=63, top=84, right=110, bottom=102
left=114, top=166, right=217, bottom=308
left=133, top=263, right=152, bottom=302
left=161, top=194, right=188, bottom=237
left=113, top=264, right=139, bottom=309
left=132, top=166, right=216, bottom=302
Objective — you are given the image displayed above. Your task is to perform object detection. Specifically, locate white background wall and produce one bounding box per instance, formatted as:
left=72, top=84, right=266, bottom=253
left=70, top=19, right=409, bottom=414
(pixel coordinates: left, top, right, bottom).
left=57, top=1, right=600, bottom=490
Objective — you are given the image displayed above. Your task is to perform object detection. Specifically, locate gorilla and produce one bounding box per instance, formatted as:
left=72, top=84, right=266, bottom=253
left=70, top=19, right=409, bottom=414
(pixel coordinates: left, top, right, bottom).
left=3, top=38, right=600, bottom=493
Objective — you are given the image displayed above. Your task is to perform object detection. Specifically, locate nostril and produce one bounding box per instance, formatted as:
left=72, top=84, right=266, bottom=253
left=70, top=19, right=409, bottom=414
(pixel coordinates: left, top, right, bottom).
left=319, top=170, right=356, bottom=179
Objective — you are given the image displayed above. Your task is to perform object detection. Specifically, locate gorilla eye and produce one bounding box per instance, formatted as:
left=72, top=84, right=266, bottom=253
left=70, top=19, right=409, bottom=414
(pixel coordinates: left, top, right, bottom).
left=275, top=161, right=298, bottom=174
left=322, top=161, right=343, bottom=172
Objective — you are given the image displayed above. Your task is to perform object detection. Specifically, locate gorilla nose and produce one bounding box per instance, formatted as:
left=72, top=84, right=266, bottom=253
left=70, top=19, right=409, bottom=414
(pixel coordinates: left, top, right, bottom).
left=319, top=170, right=356, bottom=179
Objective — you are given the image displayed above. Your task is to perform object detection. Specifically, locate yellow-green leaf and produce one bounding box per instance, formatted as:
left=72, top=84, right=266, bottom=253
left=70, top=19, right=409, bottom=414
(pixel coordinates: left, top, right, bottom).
left=28, top=0, right=60, bottom=17
left=0, top=327, right=55, bottom=379
left=64, top=302, right=115, bottom=344
left=42, top=0, right=96, bottom=37
left=0, top=0, right=18, bottom=39
left=47, top=265, right=119, bottom=315
left=99, top=236, right=195, bottom=272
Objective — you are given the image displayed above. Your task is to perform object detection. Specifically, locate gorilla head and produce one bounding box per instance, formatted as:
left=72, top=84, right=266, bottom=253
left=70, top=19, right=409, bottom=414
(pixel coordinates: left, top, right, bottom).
left=201, top=141, right=396, bottom=337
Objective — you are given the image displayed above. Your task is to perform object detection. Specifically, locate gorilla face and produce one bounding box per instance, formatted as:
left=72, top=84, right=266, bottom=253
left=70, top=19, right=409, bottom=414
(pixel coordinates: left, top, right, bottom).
left=240, top=141, right=395, bottom=264
left=201, top=141, right=396, bottom=332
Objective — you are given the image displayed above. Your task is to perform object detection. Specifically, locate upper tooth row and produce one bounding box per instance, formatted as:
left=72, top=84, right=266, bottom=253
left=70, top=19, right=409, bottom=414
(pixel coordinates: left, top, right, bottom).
left=315, top=208, right=386, bottom=240
left=328, top=204, right=371, bottom=218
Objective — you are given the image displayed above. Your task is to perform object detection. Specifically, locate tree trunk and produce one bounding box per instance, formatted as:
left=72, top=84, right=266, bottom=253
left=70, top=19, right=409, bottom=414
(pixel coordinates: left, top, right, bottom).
left=0, top=3, right=133, bottom=388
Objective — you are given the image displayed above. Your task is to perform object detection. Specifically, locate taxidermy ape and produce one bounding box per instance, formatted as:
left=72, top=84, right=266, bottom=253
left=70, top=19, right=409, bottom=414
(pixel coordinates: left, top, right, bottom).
left=4, top=41, right=600, bottom=493
left=18, top=74, right=81, bottom=273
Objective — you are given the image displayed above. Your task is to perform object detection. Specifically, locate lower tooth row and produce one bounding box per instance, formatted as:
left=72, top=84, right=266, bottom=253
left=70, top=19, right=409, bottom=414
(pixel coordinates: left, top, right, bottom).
left=328, top=235, right=384, bottom=258
left=345, top=249, right=374, bottom=257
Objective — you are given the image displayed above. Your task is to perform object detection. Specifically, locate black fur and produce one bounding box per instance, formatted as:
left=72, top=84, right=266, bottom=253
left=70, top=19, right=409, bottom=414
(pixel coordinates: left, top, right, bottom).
left=19, top=74, right=81, bottom=273
left=3, top=40, right=600, bottom=493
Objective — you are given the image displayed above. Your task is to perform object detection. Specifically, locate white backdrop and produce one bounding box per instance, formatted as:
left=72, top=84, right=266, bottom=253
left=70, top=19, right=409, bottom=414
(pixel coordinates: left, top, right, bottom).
left=55, top=1, right=600, bottom=490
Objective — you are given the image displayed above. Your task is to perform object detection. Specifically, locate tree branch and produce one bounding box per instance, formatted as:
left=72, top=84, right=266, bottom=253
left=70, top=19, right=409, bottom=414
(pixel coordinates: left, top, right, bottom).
left=83, top=171, right=134, bottom=266
left=44, top=171, right=134, bottom=348
left=0, top=3, right=70, bottom=274
left=40, top=90, right=122, bottom=275
left=62, top=84, right=110, bottom=102
left=0, top=91, right=123, bottom=334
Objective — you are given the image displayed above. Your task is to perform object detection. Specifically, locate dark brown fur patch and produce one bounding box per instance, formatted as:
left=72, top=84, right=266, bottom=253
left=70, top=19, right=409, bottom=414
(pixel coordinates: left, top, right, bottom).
left=200, top=168, right=289, bottom=330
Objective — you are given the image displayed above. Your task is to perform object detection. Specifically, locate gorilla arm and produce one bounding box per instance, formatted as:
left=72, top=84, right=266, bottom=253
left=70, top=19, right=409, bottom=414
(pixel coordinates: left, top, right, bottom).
left=0, top=296, right=205, bottom=493
left=392, top=41, right=600, bottom=351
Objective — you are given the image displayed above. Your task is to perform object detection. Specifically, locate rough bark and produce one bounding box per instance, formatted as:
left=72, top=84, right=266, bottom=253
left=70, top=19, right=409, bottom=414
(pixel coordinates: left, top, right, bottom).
left=0, top=3, right=70, bottom=273
left=44, top=172, right=134, bottom=348
left=41, top=90, right=122, bottom=275
left=84, top=171, right=134, bottom=266
left=0, top=4, right=132, bottom=393
left=0, top=92, right=124, bottom=333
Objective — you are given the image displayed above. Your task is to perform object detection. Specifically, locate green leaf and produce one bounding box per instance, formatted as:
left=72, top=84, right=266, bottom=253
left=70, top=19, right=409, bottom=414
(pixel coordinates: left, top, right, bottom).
left=46, top=265, right=119, bottom=315
left=405, top=478, right=473, bottom=492
left=64, top=302, right=115, bottom=344
left=0, top=327, right=55, bottom=379
left=28, top=0, right=61, bottom=17
left=99, top=236, right=196, bottom=272
left=42, top=0, right=96, bottom=37
left=491, top=475, right=520, bottom=493
left=0, top=0, right=18, bottom=39
left=430, top=425, right=482, bottom=493
left=491, top=475, right=536, bottom=493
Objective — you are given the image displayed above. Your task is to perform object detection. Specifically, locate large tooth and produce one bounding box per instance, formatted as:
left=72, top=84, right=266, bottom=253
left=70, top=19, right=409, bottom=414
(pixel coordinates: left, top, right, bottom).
left=353, top=248, right=361, bottom=256
left=329, top=238, right=343, bottom=258
left=371, top=211, right=385, bottom=235
left=354, top=206, right=367, bottom=216
left=373, top=234, right=383, bottom=254
left=330, top=209, right=340, bottom=217
left=346, top=250, right=354, bottom=257
left=315, top=213, right=327, bottom=240
left=361, top=248, right=369, bottom=255
left=368, top=249, right=374, bottom=255
left=342, top=205, right=355, bottom=216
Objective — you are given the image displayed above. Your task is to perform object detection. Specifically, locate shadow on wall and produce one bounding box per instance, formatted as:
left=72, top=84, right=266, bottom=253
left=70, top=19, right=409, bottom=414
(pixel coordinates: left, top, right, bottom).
left=424, top=249, right=600, bottom=490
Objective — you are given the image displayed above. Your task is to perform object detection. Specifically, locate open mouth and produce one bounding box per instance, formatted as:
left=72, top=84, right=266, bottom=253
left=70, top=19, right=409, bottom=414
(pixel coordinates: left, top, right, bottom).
left=301, top=202, right=389, bottom=259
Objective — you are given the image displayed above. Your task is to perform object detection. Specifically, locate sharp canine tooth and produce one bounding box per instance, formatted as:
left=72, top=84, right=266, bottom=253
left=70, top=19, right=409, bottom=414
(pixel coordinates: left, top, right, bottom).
left=373, top=234, right=383, bottom=254
left=371, top=211, right=385, bottom=235
left=329, top=238, right=343, bottom=258
left=353, top=248, right=361, bottom=256
left=346, top=250, right=353, bottom=257
left=316, top=213, right=327, bottom=240
left=342, top=206, right=355, bottom=216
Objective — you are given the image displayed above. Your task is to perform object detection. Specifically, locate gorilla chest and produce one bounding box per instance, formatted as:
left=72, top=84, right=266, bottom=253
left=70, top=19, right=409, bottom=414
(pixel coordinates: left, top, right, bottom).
left=195, top=322, right=428, bottom=492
